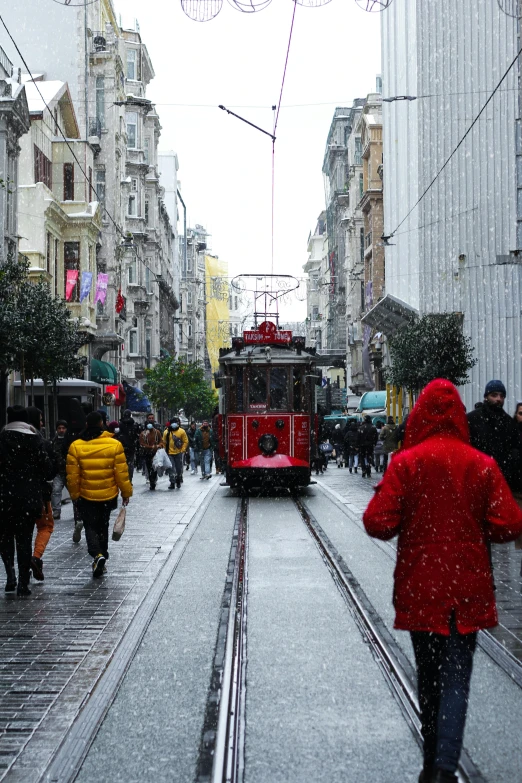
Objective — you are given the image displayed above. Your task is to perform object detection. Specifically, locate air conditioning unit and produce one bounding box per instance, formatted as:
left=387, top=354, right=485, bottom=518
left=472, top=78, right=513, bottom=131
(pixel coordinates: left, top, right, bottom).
left=122, top=361, right=135, bottom=377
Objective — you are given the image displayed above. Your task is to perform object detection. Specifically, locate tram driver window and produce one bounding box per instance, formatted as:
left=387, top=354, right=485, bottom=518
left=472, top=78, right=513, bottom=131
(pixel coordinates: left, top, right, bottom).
left=249, top=368, right=267, bottom=408
left=269, top=368, right=288, bottom=410
left=293, top=367, right=304, bottom=411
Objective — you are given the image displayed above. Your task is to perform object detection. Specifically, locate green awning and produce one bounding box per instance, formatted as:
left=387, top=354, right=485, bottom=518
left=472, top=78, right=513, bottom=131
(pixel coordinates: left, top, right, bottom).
left=90, top=358, right=118, bottom=384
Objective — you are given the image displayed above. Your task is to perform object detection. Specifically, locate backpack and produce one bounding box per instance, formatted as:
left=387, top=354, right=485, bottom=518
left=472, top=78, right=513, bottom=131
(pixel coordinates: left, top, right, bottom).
left=167, top=430, right=183, bottom=450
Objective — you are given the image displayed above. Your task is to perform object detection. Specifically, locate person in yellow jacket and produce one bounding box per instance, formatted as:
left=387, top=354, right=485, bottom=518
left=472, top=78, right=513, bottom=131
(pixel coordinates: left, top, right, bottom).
left=66, top=411, right=133, bottom=577
left=163, top=417, right=189, bottom=490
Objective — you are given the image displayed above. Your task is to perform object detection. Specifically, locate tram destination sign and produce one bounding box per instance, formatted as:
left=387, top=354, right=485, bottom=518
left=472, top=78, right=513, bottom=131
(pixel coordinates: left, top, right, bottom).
left=243, top=321, right=292, bottom=345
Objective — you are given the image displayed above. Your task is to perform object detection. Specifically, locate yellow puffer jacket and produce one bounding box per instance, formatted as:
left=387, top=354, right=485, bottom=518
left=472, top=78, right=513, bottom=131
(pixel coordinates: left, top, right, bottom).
left=163, top=426, right=189, bottom=455
left=66, top=431, right=133, bottom=502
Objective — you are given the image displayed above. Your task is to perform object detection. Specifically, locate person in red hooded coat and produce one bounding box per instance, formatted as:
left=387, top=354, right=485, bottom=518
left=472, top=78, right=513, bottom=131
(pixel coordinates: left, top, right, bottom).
left=363, top=379, right=522, bottom=783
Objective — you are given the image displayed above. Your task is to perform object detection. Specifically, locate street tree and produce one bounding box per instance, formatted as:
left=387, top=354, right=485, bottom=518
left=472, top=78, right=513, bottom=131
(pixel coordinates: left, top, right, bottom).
left=145, top=357, right=218, bottom=421
left=385, top=313, right=477, bottom=392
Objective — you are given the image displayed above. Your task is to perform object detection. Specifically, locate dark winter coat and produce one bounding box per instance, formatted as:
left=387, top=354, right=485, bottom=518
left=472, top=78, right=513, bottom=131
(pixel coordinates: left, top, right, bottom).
left=187, top=428, right=197, bottom=448
left=467, top=403, right=520, bottom=490
left=0, top=423, right=54, bottom=517
left=343, top=424, right=359, bottom=453
left=363, top=379, right=522, bottom=635
left=118, top=417, right=139, bottom=457
left=358, top=422, right=378, bottom=449
left=380, top=422, right=397, bottom=454
left=194, top=427, right=215, bottom=452
left=52, top=435, right=68, bottom=477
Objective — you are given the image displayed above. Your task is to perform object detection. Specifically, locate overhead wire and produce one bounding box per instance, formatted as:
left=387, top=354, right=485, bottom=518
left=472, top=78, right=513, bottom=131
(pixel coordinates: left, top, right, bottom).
left=271, top=0, right=298, bottom=276
left=387, top=43, right=522, bottom=240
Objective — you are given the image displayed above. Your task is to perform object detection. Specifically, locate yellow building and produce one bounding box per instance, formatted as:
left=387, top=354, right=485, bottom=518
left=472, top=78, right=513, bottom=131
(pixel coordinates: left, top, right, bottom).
left=205, top=255, right=230, bottom=385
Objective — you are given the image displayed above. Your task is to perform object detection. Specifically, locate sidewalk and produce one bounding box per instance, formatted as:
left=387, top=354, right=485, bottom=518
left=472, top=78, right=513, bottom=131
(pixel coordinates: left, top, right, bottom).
left=0, top=468, right=218, bottom=782
left=318, top=463, right=522, bottom=662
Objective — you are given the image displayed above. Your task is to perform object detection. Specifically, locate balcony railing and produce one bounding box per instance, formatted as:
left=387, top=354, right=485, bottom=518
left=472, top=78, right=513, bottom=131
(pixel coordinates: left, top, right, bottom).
left=90, top=32, right=116, bottom=54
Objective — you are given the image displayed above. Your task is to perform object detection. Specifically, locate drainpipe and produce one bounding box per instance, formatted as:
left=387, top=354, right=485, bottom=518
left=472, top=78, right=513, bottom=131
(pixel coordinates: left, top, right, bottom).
left=517, top=2, right=522, bottom=249
left=84, top=1, right=89, bottom=139
left=177, top=188, right=187, bottom=271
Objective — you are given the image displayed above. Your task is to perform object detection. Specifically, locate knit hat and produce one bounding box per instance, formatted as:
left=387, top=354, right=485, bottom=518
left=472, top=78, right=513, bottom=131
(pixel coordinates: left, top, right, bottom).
left=107, top=420, right=119, bottom=432
left=56, top=419, right=68, bottom=429
left=484, top=380, right=506, bottom=397
left=7, top=405, right=28, bottom=424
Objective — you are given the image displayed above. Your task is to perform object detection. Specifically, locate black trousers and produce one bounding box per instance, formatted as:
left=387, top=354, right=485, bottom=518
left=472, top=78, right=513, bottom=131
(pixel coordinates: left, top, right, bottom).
left=0, top=513, right=37, bottom=585
left=77, top=498, right=116, bottom=560
left=143, top=451, right=158, bottom=487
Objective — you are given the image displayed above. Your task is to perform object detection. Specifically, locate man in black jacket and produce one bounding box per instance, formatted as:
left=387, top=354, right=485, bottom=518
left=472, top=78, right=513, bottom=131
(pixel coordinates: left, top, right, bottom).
left=467, top=379, right=520, bottom=490
left=358, top=416, right=378, bottom=478
left=0, top=406, right=53, bottom=595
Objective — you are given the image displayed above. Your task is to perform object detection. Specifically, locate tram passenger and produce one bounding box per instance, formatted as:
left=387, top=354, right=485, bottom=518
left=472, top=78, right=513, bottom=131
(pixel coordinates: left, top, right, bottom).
left=363, top=379, right=522, bottom=783
left=163, top=418, right=189, bottom=490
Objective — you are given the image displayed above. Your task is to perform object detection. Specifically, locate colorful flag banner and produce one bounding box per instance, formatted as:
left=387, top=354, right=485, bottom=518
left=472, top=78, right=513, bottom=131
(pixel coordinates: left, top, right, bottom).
left=94, top=273, right=108, bottom=305
left=115, top=288, right=125, bottom=314
left=65, top=270, right=79, bottom=301
left=79, top=271, right=93, bottom=303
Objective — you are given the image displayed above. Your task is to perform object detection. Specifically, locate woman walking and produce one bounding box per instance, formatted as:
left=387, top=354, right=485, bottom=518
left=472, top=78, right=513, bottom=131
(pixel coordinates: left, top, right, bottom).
left=363, top=379, right=522, bottom=782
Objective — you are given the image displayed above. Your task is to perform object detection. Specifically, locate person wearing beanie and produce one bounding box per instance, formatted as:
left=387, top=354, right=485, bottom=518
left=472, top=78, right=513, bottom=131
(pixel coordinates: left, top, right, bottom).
left=26, top=408, right=59, bottom=583
left=0, top=406, right=54, bottom=595
left=357, top=416, right=378, bottom=478
left=467, top=379, right=520, bottom=489
left=66, top=411, right=132, bottom=578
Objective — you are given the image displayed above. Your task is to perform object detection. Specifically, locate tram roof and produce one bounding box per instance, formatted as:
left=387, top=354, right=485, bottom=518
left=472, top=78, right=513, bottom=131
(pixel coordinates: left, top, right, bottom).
left=219, top=344, right=316, bottom=365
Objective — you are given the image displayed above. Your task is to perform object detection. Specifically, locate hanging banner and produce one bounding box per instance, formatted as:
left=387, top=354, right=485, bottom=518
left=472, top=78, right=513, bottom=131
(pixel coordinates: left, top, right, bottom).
left=94, top=273, right=108, bottom=305
left=115, top=288, right=125, bottom=314
left=65, top=270, right=79, bottom=301
left=79, top=271, right=93, bottom=303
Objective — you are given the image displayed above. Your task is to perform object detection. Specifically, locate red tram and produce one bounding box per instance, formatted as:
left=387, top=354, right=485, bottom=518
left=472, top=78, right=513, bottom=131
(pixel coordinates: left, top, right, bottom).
left=216, top=319, right=319, bottom=490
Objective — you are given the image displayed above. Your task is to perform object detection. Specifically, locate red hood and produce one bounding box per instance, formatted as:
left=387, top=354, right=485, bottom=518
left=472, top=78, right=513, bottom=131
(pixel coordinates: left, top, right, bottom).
left=403, top=378, right=469, bottom=449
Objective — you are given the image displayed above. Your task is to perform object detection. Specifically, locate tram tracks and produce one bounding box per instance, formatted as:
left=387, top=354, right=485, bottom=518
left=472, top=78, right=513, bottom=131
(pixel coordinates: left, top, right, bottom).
left=200, top=491, right=485, bottom=782
left=292, top=494, right=485, bottom=783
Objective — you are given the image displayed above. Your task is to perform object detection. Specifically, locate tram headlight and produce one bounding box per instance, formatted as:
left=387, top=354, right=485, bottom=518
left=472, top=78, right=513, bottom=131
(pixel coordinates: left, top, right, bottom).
left=258, top=433, right=278, bottom=455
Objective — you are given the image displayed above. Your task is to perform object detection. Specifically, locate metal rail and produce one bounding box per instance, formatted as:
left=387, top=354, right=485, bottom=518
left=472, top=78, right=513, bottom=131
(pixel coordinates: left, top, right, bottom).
left=292, top=495, right=486, bottom=783
left=196, top=496, right=248, bottom=783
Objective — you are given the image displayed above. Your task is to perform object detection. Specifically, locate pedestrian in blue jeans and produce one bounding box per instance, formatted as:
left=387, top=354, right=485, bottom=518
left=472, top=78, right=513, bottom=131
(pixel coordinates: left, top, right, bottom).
left=363, top=379, right=522, bottom=782
left=195, top=421, right=215, bottom=480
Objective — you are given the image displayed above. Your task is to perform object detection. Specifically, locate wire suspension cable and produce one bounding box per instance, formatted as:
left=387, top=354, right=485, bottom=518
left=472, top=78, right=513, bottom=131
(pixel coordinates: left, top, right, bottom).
left=387, top=43, right=522, bottom=240
left=0, top=13, right=125, bottom=241
left=271, top=0, right=298, bottom=275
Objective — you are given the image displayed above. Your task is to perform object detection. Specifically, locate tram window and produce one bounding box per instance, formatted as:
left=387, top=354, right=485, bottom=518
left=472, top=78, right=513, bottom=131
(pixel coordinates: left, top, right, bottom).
left=293, top=367, right=304, bottom=411
left=236, top=367, right=244, bottom=412
left=269, top=368, right=288, bottom=410
left=249, top=368, right=267, bottom=407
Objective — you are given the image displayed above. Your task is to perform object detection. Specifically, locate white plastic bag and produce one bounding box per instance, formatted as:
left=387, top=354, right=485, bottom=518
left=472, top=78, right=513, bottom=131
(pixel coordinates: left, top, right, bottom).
left=153, top=448, right=168, bottom=477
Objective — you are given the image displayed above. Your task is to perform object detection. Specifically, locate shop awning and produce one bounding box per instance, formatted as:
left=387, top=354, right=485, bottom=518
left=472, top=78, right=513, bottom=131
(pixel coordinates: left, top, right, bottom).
left=90, top=358, right=118, bottom=384
left=122, top=380, right=152, bottom=413
left=361, top=294, right=418, bottom=335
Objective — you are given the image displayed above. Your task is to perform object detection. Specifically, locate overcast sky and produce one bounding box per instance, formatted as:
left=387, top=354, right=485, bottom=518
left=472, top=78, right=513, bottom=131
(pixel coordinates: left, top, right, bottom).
left=119, top=0, right=381, bottom=319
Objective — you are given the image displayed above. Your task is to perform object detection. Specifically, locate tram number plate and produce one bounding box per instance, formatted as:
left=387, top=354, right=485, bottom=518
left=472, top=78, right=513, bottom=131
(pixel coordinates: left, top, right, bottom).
left=294, top=416, right=310, bottom=460
left=228, top=416, right=244, bottom=461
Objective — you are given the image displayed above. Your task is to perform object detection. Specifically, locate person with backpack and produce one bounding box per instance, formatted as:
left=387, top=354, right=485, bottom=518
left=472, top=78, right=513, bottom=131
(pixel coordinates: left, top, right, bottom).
left=163, top=417, right=189, bottom=489
left=195, top=420, right=216, bottom=480
left=358, top=416, right=378, bottom=478
left=363, top=379, right=522, bottom=782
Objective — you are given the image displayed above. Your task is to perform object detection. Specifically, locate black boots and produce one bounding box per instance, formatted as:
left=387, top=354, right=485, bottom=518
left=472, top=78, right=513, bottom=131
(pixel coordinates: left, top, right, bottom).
left=4, top=564, right=16, bottom=593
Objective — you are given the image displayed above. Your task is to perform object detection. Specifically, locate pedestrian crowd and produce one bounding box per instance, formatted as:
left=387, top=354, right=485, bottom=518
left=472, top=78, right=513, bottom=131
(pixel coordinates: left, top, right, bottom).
left=0, top=399, right=220, bottom=594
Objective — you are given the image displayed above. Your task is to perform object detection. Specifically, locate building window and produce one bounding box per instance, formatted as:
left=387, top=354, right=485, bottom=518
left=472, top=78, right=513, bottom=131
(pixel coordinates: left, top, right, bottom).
left=64, top=241, right=80, bottom=301
left=360, top=228, right=365, bottom=264
left=34, top=145, right=52, bottom=189
left=178, top=323, right=182, bottom=342
left=187, top=352, right=193, bottom=363
left=126, top=112, right=138, bottom=149
left=188, top=322, right=193, bottom=337
left=144, top=197, right=149, bottom=225
left=129, top=328, right=138, bottom=355
left=187, top=290, right=192, bottom=307
left=126, top=48, right=137, bottom=80
left=128, top=257, right=137, bottom=284
left=312, top=305, right=319, bottom=320
left=54, top=239, right=59, bottom=297
left=96, top=76, right=105, bottom=128
left=88, top=167, right=93, bottom=201
left=63, top=163, right=74, bottom=201
left=145, top=265, right=151, bottom=293
left=355, top=137, right=362, bottom=165
left=144, top=137, right=150, bottom=164
left=95, top=169, right=106, bottom=207
left=146, top=328, right=152, bottom=367
left=359, top=172, right=364, bottom=200
left=128, top=193, right=137, bottom=216
left=46, top=232, right=52, bottom=274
